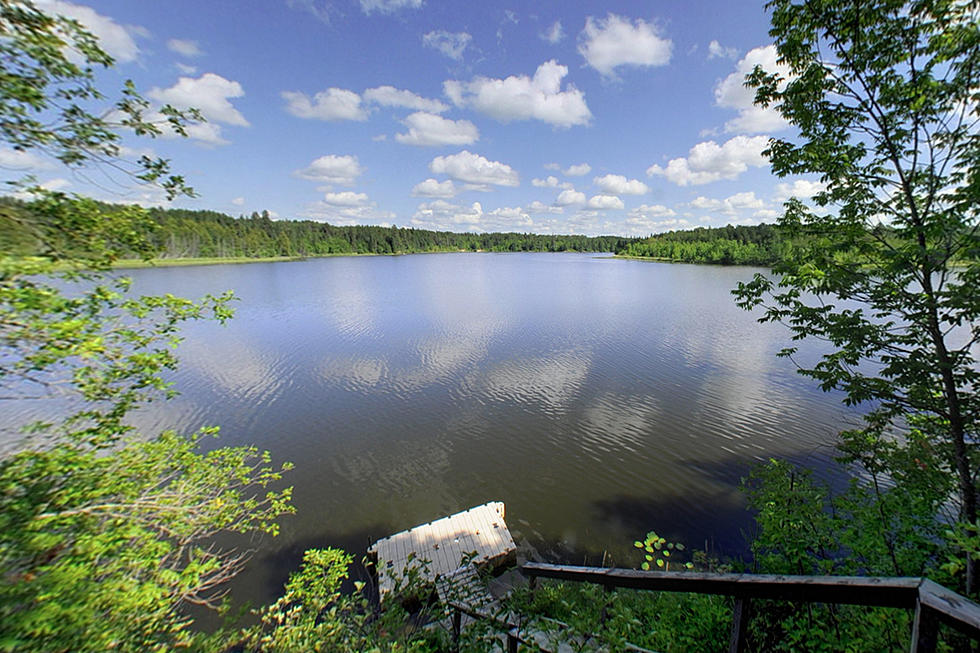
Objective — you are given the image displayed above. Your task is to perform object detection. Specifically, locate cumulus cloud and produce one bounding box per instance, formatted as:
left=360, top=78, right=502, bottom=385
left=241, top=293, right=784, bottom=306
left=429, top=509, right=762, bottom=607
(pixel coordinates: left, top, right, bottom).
left=167, top=39, right=203, bottom=57
left=646, top=134, right=769, bottom=186
left=774, top=179, right=828, bottom=201
left=578, top=14, right=672, bottom=77
left=411, top=200, right=535, bottom=232
left=444, top=60, right=591, bottom=128
left=149, top=73, right=248, bottom=126
left=360, top=0, right=422, bottom=14
left=363, top=86, right=448, bottom=113
left=231, top=197, right=245, bottom=206
left=36, top=0, right=140, bottom=63
left=429, top=150, right=519, bottom=187
left=412, top=200, right=483, bottom=229
left=0, top=147, right=54, bottom=170
left=689, top=191, right=768, bottom=217
left=726, top=191, right=765, bottom=209
left=412, top=178, right=457, bottom=198
left=423, top=30, right=472, bottom=60
left=689, top=196, right=723, bottom=210
left=321, top=191, right=370, bottom=206
left=541, top=21, right=564, bottom=44
left=395, top=112, right=479, bottom=146
left=707, top=40, right=737, bottom=60
left=294, top=154, right=363, bottom=186
left=625, top=215, right=689, bottom=235
left=532, top=176, right=572, bottom=189
left=564, top=163, right=591, bottom=176
left=629, top=204, right=676, bottom=219
left=594, top=174, right=649, bottom=195
left=715, top=45, right=790, bottom=133
left=527, top=200, right=564, bottom=214
left=555, top=189, right=586, bottom=206
left=303, top=200, right=395, bottom=226
left=282, top=88, right=367, bottom=121
left=285, top=85, right=447, bottom=121
left=587, top=194, right=625, bottom=210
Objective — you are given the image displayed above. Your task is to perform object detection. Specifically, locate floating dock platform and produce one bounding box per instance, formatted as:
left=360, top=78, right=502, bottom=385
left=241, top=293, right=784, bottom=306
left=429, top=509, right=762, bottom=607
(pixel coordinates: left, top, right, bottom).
left=368, top=501, right=517, bottom=598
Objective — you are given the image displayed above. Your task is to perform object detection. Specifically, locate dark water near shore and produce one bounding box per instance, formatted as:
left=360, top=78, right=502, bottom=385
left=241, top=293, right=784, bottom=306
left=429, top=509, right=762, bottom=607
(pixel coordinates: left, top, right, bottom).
left=22, top=253, right=863, bottom=608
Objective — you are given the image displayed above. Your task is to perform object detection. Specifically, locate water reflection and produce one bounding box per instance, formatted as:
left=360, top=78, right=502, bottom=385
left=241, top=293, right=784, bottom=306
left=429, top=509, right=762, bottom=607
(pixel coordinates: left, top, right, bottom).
left=5, top=254, right=862, bottom=608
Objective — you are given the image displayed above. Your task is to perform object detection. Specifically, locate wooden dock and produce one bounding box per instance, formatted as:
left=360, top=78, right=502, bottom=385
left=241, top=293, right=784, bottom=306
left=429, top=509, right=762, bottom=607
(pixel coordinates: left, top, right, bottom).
left=367, top=501, right=516, bottom=598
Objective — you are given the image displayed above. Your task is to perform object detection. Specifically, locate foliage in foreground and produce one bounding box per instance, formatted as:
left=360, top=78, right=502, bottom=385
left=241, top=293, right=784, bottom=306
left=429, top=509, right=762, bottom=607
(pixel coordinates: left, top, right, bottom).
left=735, top=0, right=980, bottom=593
left=0, top=2, right=296, bottom=649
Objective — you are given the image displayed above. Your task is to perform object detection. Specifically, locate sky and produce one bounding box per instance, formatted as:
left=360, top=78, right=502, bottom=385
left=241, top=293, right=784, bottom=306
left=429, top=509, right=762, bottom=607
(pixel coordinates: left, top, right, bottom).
left=1, top=0, right=828, bottom=237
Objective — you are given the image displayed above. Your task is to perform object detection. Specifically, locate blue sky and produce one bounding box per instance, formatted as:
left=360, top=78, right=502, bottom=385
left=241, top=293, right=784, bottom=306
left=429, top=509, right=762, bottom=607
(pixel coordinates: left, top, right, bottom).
left=2, top=0, right=827, bottom=237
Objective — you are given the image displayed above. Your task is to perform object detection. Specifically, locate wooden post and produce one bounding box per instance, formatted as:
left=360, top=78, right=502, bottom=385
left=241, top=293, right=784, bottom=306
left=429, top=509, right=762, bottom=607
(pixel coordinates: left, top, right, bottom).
left=911, top=600, right=938, bottom=653
left=728, top=597, right=751, bottom=653
left=599, top=583, right=613, bottom=630
left=507, top=630, right=519, bottom=653
left=452, top=607, right=461, bottom=653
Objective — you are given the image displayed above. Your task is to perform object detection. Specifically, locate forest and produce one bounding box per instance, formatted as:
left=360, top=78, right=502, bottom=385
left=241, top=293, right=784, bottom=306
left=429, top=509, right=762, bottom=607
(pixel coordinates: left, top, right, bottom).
left=618, top=223, right=788, bottom=265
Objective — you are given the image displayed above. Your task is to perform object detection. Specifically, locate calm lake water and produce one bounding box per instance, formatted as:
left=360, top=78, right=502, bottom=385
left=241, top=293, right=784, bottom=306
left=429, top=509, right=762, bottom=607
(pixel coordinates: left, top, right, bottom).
left=60, top=253, right=865, bottom=606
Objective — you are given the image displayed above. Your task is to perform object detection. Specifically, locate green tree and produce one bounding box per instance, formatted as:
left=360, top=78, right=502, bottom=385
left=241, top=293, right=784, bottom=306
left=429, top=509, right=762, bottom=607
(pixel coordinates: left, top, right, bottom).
left=734, top=0, right=980, bottom=592
left=0, top=2, right=294, bottom=650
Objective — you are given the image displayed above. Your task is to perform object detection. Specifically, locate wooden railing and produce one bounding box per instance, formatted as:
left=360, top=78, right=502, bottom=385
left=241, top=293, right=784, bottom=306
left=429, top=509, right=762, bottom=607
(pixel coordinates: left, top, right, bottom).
left=521, top=562, right=980, bottom=653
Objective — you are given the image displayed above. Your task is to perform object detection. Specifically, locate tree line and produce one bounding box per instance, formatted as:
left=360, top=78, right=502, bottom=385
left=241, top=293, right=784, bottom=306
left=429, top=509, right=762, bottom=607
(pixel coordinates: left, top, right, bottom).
left=618, top=223, right=789, bottom=265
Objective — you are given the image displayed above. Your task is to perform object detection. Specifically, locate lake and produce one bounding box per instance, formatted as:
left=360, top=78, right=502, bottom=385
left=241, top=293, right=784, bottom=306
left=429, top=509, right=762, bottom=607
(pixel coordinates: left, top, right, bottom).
left=101, top=253, right=861, bottom=606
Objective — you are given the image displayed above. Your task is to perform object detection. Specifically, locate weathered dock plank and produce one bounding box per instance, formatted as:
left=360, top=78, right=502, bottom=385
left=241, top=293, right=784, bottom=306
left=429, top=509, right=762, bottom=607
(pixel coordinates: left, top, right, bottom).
left=368, top=501, right=516, bottom=598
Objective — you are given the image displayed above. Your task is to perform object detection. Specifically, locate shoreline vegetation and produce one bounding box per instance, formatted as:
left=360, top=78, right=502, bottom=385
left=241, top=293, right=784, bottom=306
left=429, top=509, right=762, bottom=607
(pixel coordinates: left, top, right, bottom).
left=2, top=196, right=789, bottom=266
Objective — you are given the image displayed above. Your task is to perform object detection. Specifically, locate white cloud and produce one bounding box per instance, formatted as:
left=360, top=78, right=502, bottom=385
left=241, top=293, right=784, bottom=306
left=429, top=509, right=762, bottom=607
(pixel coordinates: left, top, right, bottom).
left=175, top=62, right=197, bottom=74
left=167, top=39, right=203, bottom=57
left=646, top=134, right=769, bottom=186
left=0, top=148, right=54, bottom=171
left=543, top=162, right=561, bottom=171
left=707, top=40, right=737, bottom=60
left=294, top=154, right=363, bottom=186
left=149, top=73, right=249, bottom=126
left=181, top=121, right=229, bottom=146
left=532, top=176, right=572, bottom=189
left=37, top=0, right=140, bottom=63
left=411, top=200, right=484, bottom=230
left=725, top=191, right=765, bottom=209
left=594, top=174, right=649, bottom=195
left=689, top=196, right=723, bottom=210
left=541, top=21, right=564, bottom=44
left=527, top=200, right=564, bottom=214
left=395, top=112, right=479, bottom=146
left=564, top=163, right=591, bottom=176
left=360, top=0, right=422, bottom=14
left=753, top=209, right=780, bottom=220
left=715, top=45, right=790, bottom=133
left=363, top=86, right=448, bottom=113
left=410, top=200, right=536, bottom=232
left=423, top=30, right=472, bottom=60
left=774, top=179, right=828, bottom=201
left=231, top=196, right=245, bottom=206
left=689, top=191, right=768, bottom=216
left=321, top=191, right=370, bottom=206
left=412, top=178, right=457, bottom=198
left=302, top=199, right=395, bottom=226
left=578, top=14, right=672, bottom=77
left=444, top=60, right=591, bottom=128
left=282, top=88, right=367, bottom=121
left=625, top=215, right=689, bottom=235
left=587, top=194, right=624, bottom=210
left=429, top=150, right=519, bottom=187
left=629, top=204, right=676, bottom=219
left=555, top=189, right=586, bottom=206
